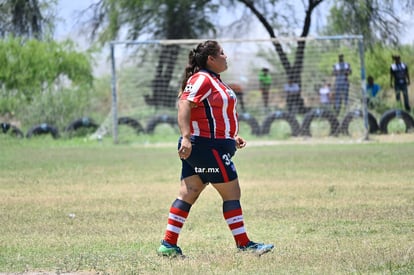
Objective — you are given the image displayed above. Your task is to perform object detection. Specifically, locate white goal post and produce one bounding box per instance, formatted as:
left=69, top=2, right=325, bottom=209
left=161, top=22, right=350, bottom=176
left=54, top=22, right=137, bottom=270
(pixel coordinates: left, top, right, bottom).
left=102, top=36, right=368, bottom=144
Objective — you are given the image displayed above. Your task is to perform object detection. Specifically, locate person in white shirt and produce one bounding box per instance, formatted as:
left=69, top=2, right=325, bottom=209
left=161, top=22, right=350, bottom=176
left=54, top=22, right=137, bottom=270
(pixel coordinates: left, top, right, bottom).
left=284, top=76, right=301, bottom=113
left=319, top=80, right=331, bottom=107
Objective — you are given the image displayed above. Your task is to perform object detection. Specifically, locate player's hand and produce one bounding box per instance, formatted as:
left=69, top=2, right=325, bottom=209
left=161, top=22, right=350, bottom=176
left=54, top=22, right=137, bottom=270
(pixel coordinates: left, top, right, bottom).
left=235, top=135, right=246, bottom=149
left=178, top=136, right=192, bottom=159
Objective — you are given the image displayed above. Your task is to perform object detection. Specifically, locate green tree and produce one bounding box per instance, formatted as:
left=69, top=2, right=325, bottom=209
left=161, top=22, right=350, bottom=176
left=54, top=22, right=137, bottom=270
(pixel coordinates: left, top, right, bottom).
left=86, top=0, right=218, bottom=42
left=0, top=1, right=96, bottom=130
left=0, top=36, right=93, bottom=113
left=0, top=0, right=56, bottom=39
left=323, top=0, right=414, bottom=48
left=86, top=0, right=219, bottom=108
left=236, top=0, right=324, bottom=83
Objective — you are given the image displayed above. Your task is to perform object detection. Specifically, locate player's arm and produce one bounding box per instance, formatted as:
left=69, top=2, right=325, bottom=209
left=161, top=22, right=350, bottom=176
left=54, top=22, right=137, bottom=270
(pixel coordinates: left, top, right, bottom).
left=177, top=99, right=194, bottom=159
left=235, top=135, right=246, bottom=149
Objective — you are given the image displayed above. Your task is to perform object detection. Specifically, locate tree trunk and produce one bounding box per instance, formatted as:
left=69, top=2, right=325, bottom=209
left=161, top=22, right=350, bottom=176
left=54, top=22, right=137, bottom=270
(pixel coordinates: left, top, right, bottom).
left=239, top=0, right=324, bottom=85
left=146, top=44, right=181, bottom=108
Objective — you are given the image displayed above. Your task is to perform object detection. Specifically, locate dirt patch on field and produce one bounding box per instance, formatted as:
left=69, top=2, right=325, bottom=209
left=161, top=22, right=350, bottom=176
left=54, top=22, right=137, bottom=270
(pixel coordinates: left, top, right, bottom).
left=367, top=133, right=414, bottom=143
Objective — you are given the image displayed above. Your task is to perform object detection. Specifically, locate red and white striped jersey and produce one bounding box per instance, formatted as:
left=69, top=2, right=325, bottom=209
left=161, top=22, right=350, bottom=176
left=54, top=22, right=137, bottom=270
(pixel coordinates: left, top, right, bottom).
left=180, top=70, right=238, bottom=139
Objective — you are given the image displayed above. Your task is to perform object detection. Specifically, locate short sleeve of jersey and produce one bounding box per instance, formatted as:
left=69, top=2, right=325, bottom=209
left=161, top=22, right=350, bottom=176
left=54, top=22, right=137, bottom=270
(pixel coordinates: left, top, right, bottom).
left=180, top=73, right=212, bottom=104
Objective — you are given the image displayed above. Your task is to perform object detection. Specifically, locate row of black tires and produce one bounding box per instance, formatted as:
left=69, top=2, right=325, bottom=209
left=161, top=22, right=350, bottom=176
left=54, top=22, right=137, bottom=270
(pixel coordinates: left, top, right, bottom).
left=0, top=115, right=175, bottom=139
left=242, top=108, right=414, bottom=136
left=2, top=109, right=414, bottom=139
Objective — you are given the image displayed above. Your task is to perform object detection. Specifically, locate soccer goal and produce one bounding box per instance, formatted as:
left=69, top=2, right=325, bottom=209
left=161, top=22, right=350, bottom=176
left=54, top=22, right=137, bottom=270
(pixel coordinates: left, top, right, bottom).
left=98, top=35, right=369, bottom=143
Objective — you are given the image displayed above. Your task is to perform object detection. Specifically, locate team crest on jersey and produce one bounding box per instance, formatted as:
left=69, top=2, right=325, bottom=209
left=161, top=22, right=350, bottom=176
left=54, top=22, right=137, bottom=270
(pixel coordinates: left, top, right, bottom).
left=184, top=84, right=193, bottom=93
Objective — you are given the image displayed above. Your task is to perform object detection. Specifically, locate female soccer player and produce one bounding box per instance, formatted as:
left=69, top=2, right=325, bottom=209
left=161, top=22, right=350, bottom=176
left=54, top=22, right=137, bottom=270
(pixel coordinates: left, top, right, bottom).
left=157, top=40, right=274, bottom=257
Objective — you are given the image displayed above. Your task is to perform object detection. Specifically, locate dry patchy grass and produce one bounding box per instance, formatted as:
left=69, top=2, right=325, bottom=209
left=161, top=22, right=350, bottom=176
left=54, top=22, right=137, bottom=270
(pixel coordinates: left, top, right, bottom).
left=0, top=138, right=413, bottom=274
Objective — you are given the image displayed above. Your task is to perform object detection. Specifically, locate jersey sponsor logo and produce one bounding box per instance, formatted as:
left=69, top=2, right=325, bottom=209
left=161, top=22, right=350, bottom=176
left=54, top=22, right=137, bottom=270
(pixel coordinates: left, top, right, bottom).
left=194, top=166, right=220, bottom=173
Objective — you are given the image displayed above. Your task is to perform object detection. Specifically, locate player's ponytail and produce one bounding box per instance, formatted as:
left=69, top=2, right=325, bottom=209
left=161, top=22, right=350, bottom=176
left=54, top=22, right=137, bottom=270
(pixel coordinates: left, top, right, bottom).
left=179, top=40, right=220, bottom=95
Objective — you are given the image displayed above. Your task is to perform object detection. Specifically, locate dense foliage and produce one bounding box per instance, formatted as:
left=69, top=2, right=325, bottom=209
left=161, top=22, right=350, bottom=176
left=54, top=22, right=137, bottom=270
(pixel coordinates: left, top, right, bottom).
left=0, top=36, right=94, bottom=129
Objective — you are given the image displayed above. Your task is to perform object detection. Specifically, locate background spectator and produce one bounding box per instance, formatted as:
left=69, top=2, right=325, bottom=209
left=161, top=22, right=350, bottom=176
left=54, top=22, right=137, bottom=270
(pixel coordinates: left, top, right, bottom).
left=258, top=68, right=272, bottom=109
left=390, top=55, right=411, bottom=112
left=319, top=80, right=331, bottom=107
left=366, top=75, right=381, bottom=109
left=333, top=54, right=352, bottom=114
left=284, top=76, right=301, bottom=113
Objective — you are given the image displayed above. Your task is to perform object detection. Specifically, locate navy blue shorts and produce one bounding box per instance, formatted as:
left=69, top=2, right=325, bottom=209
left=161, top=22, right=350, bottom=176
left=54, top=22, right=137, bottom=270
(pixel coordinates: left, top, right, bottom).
left=179, top=136, right=238, bottom=184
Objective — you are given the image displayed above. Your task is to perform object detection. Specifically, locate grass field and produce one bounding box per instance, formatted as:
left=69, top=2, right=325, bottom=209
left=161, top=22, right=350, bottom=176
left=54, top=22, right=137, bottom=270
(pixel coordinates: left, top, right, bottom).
left=0, top=135, right=413, bottom=274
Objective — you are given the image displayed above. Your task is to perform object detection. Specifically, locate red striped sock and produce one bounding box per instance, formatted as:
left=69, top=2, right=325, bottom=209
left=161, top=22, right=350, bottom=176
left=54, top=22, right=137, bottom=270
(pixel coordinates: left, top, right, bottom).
left=223, top=200, right=250, bottom=247
left=163, top=199, right=192, bottom=245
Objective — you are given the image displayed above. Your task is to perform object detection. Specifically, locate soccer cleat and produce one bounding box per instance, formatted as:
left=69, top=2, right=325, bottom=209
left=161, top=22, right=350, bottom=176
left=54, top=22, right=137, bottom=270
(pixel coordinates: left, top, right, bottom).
left=157, top=240, right=183, bottom=257
left=238, top=241, right=274, bottom=255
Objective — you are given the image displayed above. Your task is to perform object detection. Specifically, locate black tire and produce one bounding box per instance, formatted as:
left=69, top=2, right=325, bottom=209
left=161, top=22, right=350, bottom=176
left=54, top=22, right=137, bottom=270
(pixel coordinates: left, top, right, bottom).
left=146, top=114, right=177, bottom=134
left=379, top=109, right=414, bottom=134
left=261, top=110, right=301, bottom=137
left=340, top=110, right=379, bottom=135
left=238, top=113, right=261, bottom=135
left=65, top=117, right=99, bottom=135
left=300, top=108, right=340, bottom=137
left=26, top=123, right=59, bottom=139
left=1, top=122, right=24, bottom=138
left=118, top=116, right=145, bottom=134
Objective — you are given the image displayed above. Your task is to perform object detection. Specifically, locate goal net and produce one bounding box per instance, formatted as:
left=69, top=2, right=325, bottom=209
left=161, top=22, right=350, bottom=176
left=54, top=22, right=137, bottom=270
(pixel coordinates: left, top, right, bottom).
left=96, top=36, right=369, bottom=143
